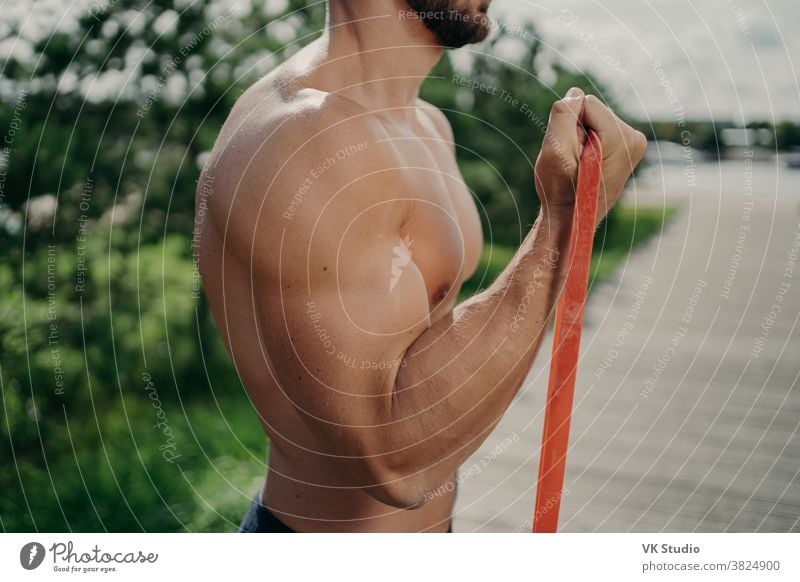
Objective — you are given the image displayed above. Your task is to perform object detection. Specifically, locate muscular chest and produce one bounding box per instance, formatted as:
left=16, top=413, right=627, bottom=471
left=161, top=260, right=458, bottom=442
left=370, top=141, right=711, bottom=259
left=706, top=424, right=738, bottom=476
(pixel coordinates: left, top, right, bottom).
left=390, top=135, right=484, bottom=314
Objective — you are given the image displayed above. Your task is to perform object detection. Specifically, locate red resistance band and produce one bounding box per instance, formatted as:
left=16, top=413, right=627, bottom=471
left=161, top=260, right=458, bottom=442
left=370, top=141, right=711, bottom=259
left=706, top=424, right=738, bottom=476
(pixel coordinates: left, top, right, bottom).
left=533, top=130, right=603, bottom=533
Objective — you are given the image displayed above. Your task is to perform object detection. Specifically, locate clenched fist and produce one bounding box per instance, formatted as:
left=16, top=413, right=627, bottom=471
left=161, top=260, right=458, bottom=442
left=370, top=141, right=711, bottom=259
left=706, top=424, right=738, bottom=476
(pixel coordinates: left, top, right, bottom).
left=534, top=87, right=648, bottom=224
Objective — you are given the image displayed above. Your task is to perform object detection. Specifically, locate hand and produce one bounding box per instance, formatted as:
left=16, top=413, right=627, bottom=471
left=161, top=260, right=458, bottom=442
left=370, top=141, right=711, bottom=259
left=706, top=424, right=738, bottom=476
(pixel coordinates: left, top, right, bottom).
left=534, top=88, right=648, bottom=224
left=534, top=87, right=586, bottom=221
left=582, top=93, right=648, bottom=223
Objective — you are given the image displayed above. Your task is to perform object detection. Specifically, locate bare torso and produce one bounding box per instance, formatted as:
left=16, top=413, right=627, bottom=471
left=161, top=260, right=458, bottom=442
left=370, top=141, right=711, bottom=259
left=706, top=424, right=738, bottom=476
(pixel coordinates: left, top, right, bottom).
left=195, top=0, right=646, bottom=533
left=197, top=40, right=483, bottom=532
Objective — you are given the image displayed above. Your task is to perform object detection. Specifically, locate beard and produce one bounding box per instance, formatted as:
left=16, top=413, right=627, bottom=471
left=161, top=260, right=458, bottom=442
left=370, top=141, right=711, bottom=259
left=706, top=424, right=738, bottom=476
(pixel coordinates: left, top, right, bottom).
left=405, top=0, right=493, bottom=48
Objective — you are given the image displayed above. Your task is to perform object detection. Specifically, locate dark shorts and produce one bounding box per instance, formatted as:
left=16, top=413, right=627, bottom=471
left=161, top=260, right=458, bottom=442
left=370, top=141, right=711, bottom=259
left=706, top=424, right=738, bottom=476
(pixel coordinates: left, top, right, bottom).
left=238, top=496, right=296, bottom=533
left=238, top=495, right=453, bottom=533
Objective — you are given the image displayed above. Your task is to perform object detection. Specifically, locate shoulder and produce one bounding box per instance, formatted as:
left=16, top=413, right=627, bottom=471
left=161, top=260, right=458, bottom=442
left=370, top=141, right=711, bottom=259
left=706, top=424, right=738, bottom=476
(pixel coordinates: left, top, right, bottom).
left=202, top=85, right=409, bottom=266
left=253, top=90, right=398, bottom=212
left=206, top=84, right=396, bottom=217
left=416, top=98, right=455, bottom=150
left=226, top=82, right=391, bottom=175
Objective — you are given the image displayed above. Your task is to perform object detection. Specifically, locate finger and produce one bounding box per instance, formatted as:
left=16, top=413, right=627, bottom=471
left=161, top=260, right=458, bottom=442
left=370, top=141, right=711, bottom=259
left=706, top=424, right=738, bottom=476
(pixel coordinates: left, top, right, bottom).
left=544, top=87, right=585, bottom=159
left=582, top=94, right=620, bottom=143
left=583, top=95, right=648, bottom=163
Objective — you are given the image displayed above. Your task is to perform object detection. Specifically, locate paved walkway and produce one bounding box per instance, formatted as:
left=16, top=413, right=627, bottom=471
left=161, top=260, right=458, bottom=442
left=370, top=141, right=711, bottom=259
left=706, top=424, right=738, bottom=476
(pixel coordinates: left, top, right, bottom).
left=453, top=167, right=800, bottom=532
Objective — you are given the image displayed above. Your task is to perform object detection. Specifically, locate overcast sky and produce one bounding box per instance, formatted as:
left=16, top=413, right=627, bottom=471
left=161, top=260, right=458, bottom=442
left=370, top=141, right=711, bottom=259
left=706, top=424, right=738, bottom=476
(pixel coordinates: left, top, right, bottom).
left=492, top=0, right=799, bottom=122
left=1, top=0, right=797, bottom=122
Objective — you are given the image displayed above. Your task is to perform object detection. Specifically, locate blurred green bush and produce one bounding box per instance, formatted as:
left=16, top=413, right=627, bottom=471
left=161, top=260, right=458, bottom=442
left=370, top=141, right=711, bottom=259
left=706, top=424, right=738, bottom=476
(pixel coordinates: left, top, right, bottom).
left=0, top=0, right=661, bottom=531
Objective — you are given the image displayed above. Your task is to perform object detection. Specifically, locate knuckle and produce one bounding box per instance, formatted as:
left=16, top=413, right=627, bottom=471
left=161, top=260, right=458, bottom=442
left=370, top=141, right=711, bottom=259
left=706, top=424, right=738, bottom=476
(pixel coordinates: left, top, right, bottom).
left=550, top=99, right=572, bottom=115
left=628, top=129, right=648, bottom=157
left=584, top=94, right=602, bottom=108
left=562, top=158, right=579, bottom=177
left=635, top=132, right=648, bottom=156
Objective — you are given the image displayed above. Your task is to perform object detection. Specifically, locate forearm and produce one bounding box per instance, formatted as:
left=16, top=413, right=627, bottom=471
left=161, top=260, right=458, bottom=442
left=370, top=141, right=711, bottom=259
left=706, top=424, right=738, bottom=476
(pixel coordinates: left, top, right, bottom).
left=387, top=208, right=575, bottom=495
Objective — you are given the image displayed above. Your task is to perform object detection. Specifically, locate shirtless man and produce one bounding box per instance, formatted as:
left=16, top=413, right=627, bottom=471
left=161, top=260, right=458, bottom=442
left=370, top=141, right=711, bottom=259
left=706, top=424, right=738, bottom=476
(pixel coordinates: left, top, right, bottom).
left=196, top=0, right=647, bottom=532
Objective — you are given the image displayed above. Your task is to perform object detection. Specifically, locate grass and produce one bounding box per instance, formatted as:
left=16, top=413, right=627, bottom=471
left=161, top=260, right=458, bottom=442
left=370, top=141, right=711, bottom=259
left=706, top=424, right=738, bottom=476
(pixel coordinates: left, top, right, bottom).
left=2, top=391, right=267, bottom=532
left=459, top=203, right=679, bottom=300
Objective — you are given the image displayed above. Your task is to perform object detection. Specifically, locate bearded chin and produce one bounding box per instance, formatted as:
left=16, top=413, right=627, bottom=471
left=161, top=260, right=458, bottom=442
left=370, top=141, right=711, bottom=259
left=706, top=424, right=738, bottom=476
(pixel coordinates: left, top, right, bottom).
left=405, top=0, right=492, bottom=48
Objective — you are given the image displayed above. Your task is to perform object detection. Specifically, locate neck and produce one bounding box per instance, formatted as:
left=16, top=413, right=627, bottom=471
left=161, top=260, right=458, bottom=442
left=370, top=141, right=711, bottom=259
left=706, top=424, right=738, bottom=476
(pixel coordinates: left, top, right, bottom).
left=320, top=0, right=443, bottom=110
